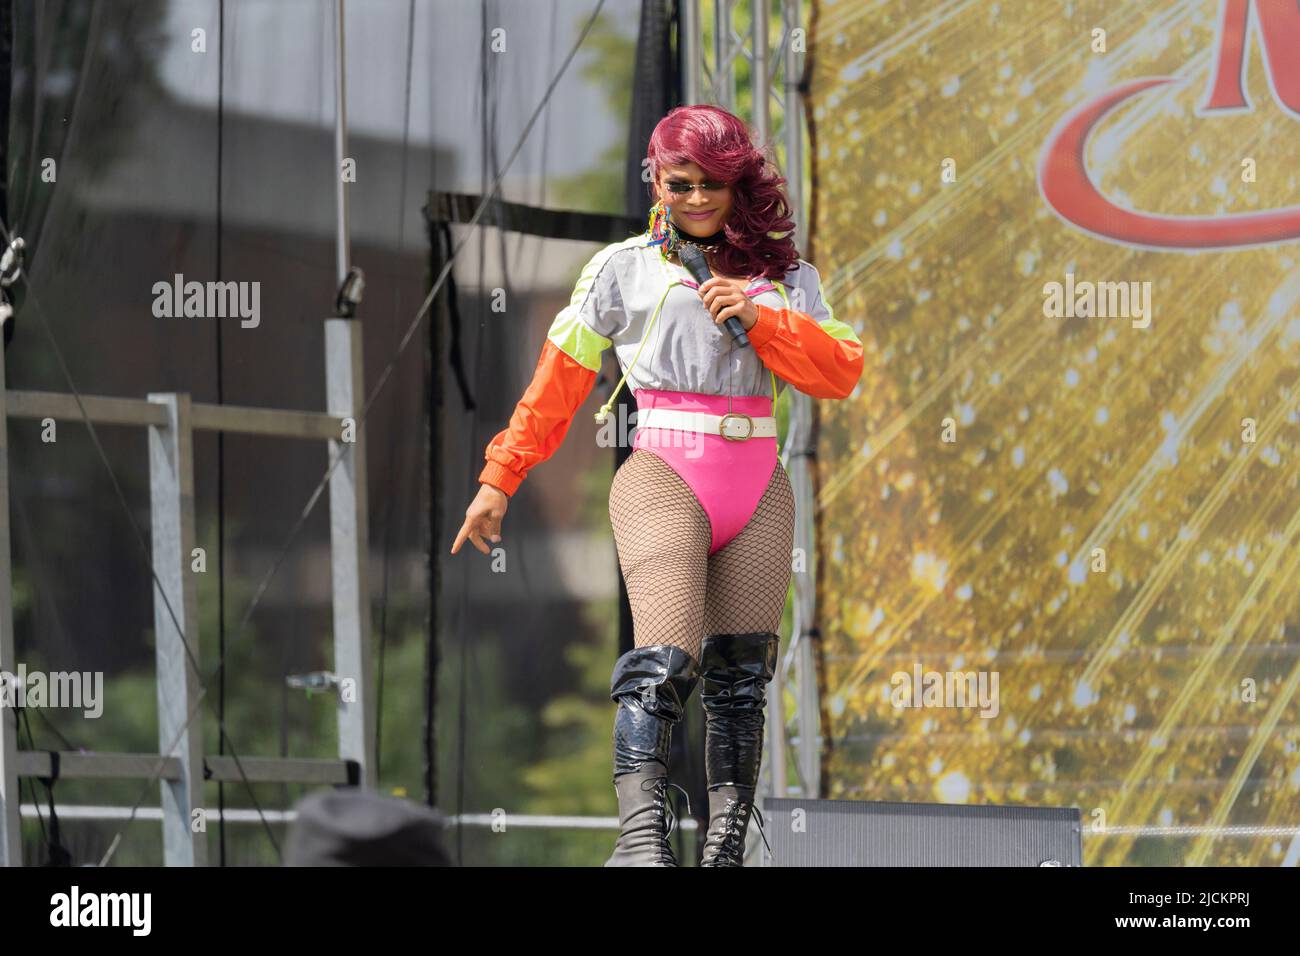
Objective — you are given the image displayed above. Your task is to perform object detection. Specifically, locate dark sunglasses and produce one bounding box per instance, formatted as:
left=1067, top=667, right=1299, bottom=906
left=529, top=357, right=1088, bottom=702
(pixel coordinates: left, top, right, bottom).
left=665, top=179, right=728, bottom=194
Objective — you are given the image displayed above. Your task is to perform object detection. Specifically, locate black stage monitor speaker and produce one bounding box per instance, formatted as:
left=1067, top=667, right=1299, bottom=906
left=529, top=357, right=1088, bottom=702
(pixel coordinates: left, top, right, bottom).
left=760, top=798, right=1082, bottom=867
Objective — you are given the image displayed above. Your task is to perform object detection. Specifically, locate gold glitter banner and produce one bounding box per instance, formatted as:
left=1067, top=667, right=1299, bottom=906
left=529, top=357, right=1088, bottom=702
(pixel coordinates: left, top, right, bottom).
left=808, top=0, right=1300, bottom=865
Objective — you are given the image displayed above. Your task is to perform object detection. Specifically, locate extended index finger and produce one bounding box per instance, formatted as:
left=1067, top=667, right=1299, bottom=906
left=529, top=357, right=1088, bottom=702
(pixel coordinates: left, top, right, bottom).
left=451, top=518, right=484, bottom=555
left=450, top=521, right=470, bottom=554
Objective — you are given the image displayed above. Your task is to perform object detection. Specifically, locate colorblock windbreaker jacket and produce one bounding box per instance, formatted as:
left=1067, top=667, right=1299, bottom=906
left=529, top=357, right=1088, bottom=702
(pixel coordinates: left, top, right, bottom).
left=479, top=230, right=864, bottom=496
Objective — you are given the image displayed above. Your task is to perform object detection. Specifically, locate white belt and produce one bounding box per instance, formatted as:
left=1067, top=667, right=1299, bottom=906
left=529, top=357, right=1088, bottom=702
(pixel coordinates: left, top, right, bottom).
left=635, top=408, right=777, bottom=441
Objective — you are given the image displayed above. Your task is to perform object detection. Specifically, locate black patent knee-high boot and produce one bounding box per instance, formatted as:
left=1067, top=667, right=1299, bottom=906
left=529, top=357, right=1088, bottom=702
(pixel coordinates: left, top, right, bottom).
left=604, top=644, right=699, bottom=867
left=698, top=632, right=779, bottom=867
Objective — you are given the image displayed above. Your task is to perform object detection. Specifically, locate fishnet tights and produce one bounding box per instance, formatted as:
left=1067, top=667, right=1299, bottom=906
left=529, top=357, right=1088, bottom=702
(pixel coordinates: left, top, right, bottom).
left=608, top=448, right=795, bottom=662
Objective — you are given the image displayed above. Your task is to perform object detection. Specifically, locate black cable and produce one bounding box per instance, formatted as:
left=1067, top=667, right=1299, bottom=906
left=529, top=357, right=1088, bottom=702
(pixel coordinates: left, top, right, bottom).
left=439, top=220, right=475, bottom=410
left=18, top=710, right=46, bottom=849
left=19, top=708, right=69, bottom=864
left=374, top=0, right=418, bottom=785
left=422, top=220, right=440, bottom=809
left=38, top=751, right=69, bottom=866
left=13, top=710, right=81, bottom=863
left=215, top=0, right=228, bottom=869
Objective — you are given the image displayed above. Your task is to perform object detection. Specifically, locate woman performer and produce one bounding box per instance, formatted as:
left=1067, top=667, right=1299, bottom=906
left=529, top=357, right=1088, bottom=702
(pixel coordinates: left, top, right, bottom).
left=452, top=104, right=863, bottom=866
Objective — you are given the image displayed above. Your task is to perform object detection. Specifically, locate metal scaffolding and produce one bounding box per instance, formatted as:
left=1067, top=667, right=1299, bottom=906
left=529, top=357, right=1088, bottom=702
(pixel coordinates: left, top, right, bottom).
left=0, top=0, right=372, bottom=867
left=679, top=0, right=822, bottom=860
left=409, top=0, right=821, bottom=868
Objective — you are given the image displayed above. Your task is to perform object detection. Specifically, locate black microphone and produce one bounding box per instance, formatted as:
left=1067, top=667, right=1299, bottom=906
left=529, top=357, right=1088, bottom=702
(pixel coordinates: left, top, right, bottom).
left=679, top=243, right=750, bottom=348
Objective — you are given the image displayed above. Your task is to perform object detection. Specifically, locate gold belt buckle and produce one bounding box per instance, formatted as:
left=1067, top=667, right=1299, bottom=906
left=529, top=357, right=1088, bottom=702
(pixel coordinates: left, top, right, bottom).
left=718, top=412, right=754, bottom=441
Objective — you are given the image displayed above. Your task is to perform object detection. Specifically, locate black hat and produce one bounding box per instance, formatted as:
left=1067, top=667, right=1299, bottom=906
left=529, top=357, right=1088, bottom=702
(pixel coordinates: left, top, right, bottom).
left=284, top=788, right=453, bottom=866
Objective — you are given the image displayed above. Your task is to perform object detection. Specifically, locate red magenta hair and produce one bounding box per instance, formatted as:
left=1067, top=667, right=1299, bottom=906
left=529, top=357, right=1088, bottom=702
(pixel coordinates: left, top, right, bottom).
left=646, top=104, right=800, bottom=280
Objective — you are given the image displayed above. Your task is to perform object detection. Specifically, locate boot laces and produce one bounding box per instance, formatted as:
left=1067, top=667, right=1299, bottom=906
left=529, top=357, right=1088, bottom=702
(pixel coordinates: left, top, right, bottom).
left=716, top=797, right=773, bottom=866
left=641, top=776, right=691, bottom=864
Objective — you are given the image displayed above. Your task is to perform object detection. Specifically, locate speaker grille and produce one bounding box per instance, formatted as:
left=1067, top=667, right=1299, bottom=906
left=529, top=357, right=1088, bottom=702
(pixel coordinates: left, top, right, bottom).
left=760, top=798, right=1083, bottom=866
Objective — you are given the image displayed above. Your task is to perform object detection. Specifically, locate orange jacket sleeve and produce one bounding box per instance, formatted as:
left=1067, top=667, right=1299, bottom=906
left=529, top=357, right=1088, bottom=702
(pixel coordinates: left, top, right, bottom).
left=478, top=338, right=599, bottom=497
left=747, top=302, right=864, bottom=399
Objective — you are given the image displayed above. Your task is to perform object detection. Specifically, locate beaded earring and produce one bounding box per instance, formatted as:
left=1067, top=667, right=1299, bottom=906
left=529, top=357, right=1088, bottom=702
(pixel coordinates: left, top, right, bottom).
left=647, top=198, right=678, bottom=258
left=647, top=197, right=728, bottom=261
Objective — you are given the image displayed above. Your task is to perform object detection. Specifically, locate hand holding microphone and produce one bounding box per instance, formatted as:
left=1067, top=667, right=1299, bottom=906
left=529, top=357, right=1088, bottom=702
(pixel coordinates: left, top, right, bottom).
left=678, top=243, right=753, bottom=349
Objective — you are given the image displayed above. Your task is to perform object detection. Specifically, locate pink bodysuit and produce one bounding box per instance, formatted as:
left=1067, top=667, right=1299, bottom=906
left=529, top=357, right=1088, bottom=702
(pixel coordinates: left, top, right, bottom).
left=631, top=387, right=778, bottom=556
